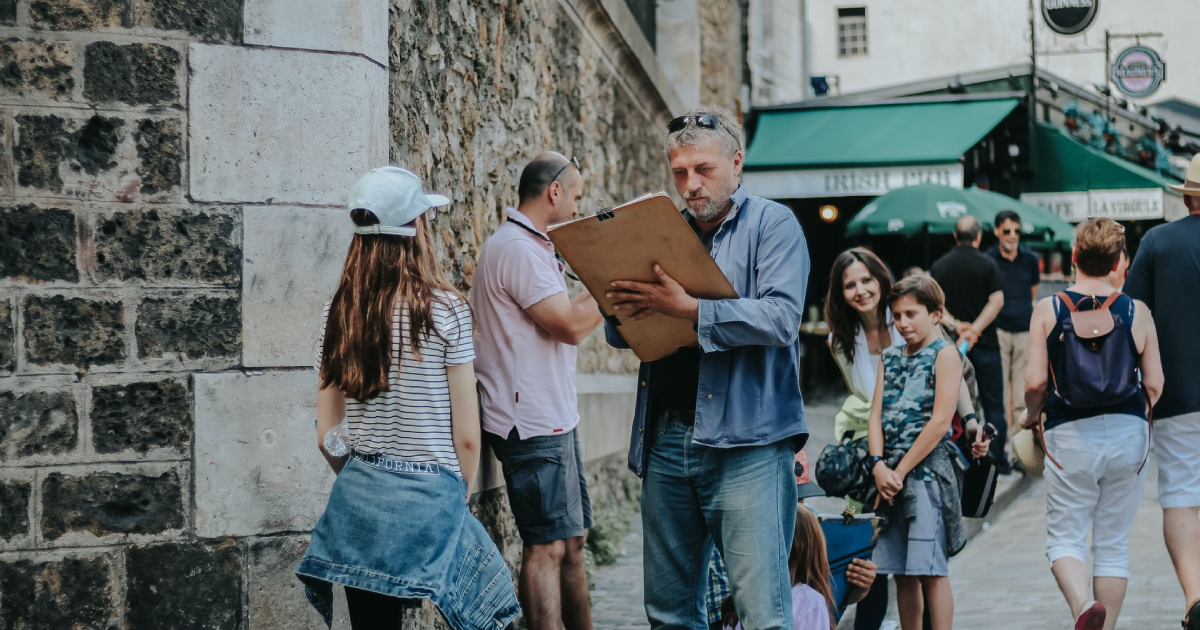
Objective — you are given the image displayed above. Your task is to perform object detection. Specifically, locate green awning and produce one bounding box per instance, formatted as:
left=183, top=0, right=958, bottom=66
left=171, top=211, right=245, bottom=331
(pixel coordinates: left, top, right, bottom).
left=745, top=98, right=1020, bottom=169
left=1027, top=123, right=1180, bottom=192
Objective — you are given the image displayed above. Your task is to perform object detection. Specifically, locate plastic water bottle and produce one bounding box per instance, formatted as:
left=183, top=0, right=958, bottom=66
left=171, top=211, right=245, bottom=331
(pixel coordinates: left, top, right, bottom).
left=323, top=420, right=350, bottom=457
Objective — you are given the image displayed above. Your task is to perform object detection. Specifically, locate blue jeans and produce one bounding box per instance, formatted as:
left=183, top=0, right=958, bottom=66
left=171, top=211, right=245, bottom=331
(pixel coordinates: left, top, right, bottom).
left=968, top=346, right=1010, bottom=469
left=642, top=421, right=797, bottom=630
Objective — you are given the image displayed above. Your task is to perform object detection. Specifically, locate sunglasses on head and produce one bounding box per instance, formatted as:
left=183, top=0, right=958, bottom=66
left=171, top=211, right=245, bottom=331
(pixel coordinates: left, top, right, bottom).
left=550, top=156, right=581, bottom=185
left=667, top=114, right=722, bottom=134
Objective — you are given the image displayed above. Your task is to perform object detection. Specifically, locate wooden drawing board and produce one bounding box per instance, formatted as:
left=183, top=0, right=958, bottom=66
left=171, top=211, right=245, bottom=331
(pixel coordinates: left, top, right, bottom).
left=547, top=192, right=738, bottom=362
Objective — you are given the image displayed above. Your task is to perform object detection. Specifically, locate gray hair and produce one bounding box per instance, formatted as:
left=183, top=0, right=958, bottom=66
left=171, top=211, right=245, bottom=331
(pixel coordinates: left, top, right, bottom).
left=954, top=215, right=982, bottom=244
left=664, top=106, right=744, bottom=159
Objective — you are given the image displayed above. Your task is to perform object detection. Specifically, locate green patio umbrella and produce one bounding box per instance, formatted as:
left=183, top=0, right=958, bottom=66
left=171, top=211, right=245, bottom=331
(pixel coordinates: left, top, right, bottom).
left=844, top=183, right=990, bottom=238
left=959, top=186, right=1074, bottom=249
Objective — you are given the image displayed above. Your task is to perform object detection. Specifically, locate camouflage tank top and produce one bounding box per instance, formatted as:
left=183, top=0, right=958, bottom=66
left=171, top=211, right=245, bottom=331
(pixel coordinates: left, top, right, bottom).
left=880, top=337, right=951, bottom=481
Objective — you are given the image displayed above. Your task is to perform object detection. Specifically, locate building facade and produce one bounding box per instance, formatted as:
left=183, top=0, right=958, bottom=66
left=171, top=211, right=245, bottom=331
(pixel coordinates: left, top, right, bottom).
left=750, top=0, right=1197, bottom=108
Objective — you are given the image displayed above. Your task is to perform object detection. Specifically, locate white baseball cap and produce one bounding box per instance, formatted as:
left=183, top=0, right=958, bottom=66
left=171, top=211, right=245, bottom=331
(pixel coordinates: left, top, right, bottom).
left=347, top=166, right=450, bottom=237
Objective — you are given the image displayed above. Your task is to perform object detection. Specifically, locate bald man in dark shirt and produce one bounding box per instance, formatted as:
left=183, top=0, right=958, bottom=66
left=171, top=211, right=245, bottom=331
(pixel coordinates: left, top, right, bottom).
left=930, top=216, right=1008, bottom=471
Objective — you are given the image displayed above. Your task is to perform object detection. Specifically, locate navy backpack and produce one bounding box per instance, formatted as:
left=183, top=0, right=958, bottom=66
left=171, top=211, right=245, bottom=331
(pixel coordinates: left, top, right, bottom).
left=1044, top=291, right=1148, bottom=472
left=1049, top=291, right=1140, bottom=408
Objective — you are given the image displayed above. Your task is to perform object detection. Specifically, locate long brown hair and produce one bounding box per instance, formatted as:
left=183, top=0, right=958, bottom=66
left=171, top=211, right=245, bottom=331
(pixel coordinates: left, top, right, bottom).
left=824, top=248, right=893, bottom=365
left=319, top=209, right=466, bottom=401
left=720, top=506, right=837, bottom=629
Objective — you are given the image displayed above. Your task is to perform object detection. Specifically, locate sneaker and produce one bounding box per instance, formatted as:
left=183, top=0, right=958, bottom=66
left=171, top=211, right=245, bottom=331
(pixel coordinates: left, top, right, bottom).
left=1076, top=601, right=1106, bottom=630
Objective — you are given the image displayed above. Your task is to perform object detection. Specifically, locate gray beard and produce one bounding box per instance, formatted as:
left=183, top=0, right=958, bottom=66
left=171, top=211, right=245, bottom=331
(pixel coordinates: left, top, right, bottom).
left=1001, top=241, right=1018, bottom=253
left=689, top=199, right=726, bottom=222
left=687, top=187, right=735, bottom=223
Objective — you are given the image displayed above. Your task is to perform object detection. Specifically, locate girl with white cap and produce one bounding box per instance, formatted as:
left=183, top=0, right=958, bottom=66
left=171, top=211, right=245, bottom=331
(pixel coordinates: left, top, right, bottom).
left=296, top=167, right=519, bottom=630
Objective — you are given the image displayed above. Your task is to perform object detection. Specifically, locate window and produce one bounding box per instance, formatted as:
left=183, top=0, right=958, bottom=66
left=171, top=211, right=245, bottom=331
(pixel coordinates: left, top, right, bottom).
left=837, top=7, right=867, bottom=58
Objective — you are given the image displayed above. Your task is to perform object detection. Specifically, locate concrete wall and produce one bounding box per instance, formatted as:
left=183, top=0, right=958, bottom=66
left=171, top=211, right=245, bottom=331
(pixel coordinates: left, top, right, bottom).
left=803, top=0, right=1198, bottom=106
left=747, top=0, right=806, bottom=105
left=0, top=0, right=698, bottom=628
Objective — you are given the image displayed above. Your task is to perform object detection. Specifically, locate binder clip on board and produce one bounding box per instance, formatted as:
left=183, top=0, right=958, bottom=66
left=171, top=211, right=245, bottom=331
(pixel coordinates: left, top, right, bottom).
left=547, top=192, right=738, bottom=362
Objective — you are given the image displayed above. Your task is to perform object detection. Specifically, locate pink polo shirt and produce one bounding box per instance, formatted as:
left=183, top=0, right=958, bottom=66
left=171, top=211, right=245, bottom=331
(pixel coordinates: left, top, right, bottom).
left=471, top=208, right=579, bottom=439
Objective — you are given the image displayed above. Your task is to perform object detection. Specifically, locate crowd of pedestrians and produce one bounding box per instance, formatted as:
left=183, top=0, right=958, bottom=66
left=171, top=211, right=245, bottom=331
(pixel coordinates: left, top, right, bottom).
left=291, top=105, right=1200, bottom=630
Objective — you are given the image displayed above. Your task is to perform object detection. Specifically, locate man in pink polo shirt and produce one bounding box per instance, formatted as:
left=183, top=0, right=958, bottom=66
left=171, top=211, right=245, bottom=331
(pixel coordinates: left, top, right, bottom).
left=471, top=152, right=604, bottom=630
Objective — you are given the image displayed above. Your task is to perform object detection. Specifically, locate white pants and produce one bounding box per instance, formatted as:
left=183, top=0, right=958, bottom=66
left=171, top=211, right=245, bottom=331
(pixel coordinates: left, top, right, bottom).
left=1155, top=412, right=1200, bottom=509
left=1044, top=414, right=1148, bottom=578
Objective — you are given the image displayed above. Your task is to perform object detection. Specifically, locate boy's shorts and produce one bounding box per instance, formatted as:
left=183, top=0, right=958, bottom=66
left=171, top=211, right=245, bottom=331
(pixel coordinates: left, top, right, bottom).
left=873, top=479, right=949, bottom=576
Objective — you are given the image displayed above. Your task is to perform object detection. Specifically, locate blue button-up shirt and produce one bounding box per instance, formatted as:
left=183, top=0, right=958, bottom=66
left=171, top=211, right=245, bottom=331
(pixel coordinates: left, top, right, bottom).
left=605, top=186, right=811, bottom=477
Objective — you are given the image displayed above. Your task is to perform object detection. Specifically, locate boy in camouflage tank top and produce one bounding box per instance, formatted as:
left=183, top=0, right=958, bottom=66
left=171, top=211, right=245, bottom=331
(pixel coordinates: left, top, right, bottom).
left=866, top=274, right=964, bottom=630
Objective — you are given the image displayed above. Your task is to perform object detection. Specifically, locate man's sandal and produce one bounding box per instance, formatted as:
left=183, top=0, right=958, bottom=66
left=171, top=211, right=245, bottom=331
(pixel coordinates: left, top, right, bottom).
left=1075, top=601, right=1106, bottom=630
left=1183, top=599, right=1200, bottom=630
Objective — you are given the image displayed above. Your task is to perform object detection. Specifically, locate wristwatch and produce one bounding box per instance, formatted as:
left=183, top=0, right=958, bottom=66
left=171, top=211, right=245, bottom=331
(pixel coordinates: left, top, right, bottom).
left=863, top=455, right=885, bottom=474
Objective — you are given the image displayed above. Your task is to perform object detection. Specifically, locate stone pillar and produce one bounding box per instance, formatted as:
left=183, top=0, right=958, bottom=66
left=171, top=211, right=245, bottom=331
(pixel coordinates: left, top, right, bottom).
left=657, top=0, right=702, bottom=110
left=0, top=0, right=385, bottom=627
left=1, top=0, right=700, bottom=627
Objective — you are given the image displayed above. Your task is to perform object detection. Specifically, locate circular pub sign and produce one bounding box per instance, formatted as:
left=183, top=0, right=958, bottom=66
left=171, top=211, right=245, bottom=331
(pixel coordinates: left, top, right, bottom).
left=1111, top=45, right=1166, bottom=98
left=1041, top=0, right=1099, bottom=35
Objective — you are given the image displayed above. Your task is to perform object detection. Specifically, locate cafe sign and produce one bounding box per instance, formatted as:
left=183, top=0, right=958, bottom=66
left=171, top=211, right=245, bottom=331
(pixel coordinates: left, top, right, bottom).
left=1042, top=0, right=1098, bottom=35
left=742, top=163, right=964, bottom=199
left=1111, top=45, right=1166, bottom=99
left=1021, top=189, right=1163, bottom=222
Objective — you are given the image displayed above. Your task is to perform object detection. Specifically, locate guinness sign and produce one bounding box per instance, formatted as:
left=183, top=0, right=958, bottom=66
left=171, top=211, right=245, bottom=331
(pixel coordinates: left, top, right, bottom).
left=1111, top=45, right=1166, bottom=98
left=1042, top=0, right=1099, bottom=35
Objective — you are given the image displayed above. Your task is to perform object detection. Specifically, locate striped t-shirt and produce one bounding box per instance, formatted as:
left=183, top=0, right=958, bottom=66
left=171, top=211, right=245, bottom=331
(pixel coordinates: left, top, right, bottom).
left=316, top=292, right=474, bottom=475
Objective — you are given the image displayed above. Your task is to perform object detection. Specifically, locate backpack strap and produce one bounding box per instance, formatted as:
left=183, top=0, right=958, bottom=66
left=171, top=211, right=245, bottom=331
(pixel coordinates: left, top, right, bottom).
left=1056, top=291, right=1123, bottom=313
left=1138, top=395, right=1153, bottom=475
left=1037, top=413, right=1064, bottom=471
left=1056, top=291, right=1079, bottom=312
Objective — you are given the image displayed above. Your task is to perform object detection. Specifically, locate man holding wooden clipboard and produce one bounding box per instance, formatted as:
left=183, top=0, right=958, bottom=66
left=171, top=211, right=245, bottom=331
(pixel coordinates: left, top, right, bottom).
left=603, top=107, right=811, bottom=630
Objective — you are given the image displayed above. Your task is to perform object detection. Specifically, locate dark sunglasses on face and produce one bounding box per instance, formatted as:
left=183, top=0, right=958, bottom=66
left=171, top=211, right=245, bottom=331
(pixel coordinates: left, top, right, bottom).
left=1001, top=228, right=1020, bottom=235
left=551, top=156, right=581, bottom=184
left=667, top=114, right=721, bottom=134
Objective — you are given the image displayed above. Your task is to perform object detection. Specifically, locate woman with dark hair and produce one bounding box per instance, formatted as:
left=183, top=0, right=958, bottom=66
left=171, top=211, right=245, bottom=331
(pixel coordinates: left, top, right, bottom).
left=823, top=249, right=988, bottom=630
left=825, top=248, right=907, bottom=444
left=296, top=167, right=519, bottom=630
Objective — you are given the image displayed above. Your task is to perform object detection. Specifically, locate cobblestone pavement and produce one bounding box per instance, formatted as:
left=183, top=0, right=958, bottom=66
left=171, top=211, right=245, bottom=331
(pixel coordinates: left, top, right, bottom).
left=944, top=461, right=1183, bottom=630
left=589, top=396, right=845, bottom=629
left=590, top=395, right=1189, bottom=629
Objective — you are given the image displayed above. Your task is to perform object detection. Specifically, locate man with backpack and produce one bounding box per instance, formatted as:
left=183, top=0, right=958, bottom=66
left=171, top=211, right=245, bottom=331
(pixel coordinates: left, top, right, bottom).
left=1124, top=154, right=1200, bottom=630
left=1021, top=217, right=1163, bottom=630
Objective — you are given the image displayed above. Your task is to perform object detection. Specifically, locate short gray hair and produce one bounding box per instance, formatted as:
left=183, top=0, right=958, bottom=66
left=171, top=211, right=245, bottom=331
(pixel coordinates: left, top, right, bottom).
left=664, top=106, right=744, bottom=159
left=954, top=215, right=981, bottom=244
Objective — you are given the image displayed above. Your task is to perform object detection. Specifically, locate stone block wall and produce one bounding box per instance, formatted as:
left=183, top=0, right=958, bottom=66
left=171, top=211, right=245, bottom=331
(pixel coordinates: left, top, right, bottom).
left=0, top=0, right=729, bottom=627
left=0, top=0, right=375, bottom=627
left=1, top=0, right=263, bottom=626
left=2, top=0, right=696, bottom=624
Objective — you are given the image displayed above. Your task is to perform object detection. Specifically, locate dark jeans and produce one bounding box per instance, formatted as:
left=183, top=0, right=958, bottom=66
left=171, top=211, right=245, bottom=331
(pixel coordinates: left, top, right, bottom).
left=969, top=346, right=1010, bottom=470
left=345, top=587, right=409, bottom=629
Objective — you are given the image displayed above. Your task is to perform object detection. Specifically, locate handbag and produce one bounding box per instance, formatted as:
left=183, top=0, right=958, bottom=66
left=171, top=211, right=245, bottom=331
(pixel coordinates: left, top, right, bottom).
left=960, top=456, right=999, bottom=518
left=1012, top=425, right=1045, bottom=478
left=815, top=432, right=871, bottom=500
